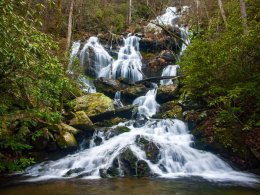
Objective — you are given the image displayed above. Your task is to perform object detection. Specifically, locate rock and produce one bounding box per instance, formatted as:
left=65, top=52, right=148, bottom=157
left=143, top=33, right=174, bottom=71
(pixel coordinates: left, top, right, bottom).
left=121, top=84, right=148, bottom=103
left=156, top=84, right=179, bottom=104
left=69, top=93, right=114, bottom=117
left=94, top=77, right=122, bottom=99
left=64, top=168, right=85, bottom=177
left=157, top=101, right=183, bottom=120
left=56, top=131, right=77, bottom=149
left=159, top=50, right=176, bottom=62
left=89, top=105, right=136, bottom=123
left=118, top=148, right=151, bottom=177
left=148, top=58, right=167, bottom=73
left=136, top=136, right=160, bottom=163
left=69, top=111, right=93, bottom=130
left=94, top=117, right=126, bottom=127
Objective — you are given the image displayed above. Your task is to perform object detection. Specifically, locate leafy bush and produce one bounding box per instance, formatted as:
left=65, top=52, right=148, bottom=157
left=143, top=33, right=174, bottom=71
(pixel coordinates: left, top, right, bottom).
left=181, top=0, right=260, bottom=129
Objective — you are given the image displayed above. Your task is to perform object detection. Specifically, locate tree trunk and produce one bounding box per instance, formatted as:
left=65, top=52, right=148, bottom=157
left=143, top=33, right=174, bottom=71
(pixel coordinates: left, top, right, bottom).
left=239, top=0, right=248, bottom=34
left=195, top=0, right=200, bottom=33
left=128, top=0, right=132, bottom=25
left=66, top=0, right=74, bottom=53
left=56, top=0, right=62, bottom=36
left=218, top=0, right=228, bottom=28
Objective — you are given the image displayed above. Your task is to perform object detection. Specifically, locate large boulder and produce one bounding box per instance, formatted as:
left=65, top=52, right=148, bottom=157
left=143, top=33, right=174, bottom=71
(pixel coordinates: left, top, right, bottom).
left=100, top=148, right=151, bottom=178
left=56, top=131, right=77, bottom=149
left=68, top=93, right=114, bottom=117
left=121, top=84, right=148, bottom=103
left=157, top=84, right=179, bottom=104
left=94, top=77, right=122, bottom=99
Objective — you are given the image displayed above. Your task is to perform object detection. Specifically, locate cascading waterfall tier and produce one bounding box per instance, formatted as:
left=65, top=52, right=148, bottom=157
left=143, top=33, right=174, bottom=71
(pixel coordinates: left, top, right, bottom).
left=25, top=119, right=258, bottom=184
left=160, top=65, right=180, bottom=85
left=80, top=37, right=113, bottom=77
left=99, top=36, right=143, bottom=83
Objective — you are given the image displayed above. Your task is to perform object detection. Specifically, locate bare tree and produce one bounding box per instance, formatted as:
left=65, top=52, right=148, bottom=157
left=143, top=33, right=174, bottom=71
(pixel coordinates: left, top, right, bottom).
left=128, top=0, right=132, bottom=25
left=66, top=0, right=74, bottom=53
left=217, top=0, right=228, bottom=28
left=239, top=0, right=248, bottom=34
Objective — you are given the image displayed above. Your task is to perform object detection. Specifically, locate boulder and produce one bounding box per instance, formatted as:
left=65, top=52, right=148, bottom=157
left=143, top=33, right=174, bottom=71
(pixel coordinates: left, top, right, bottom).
left=56, top=131, right=77, bottom=149
left=100, top=148, right=151, bottom=178
left=156, top=84, right=179, bottom=104
left=94, top=77, right=122, bottom=98
left=69, top=111, right=93, bottom=130
left=68, top=93, right=114, bottom=117
left=121, top=84, right=148, bottom=103
left=136, top=136, right=160, bottom=163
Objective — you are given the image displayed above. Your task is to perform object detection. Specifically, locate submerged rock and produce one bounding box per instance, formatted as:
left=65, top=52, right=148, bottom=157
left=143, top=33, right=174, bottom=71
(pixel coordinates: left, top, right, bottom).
left=68, top=93, right=114, bottom=117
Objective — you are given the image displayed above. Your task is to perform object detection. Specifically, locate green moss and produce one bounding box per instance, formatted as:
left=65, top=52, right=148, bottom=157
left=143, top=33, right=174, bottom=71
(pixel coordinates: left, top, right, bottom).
left=69, top=93, right=114, bottom=117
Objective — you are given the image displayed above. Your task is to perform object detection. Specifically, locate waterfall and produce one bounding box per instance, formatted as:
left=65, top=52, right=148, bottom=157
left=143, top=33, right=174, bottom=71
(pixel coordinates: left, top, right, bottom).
left=160, top=65, right=180, bottom=85
left=25, top=118, right=258, bottom=184
left=113, top=91, right=124, bottom=108
left=133, top=88, right=159, bottom=118
left=99, top=35, right=143, bottom=83
left=80, top=37, right=113, bottom=77
left=67, top=41, right=81, bottom=74
left=78, top=76, right=96, bottom=93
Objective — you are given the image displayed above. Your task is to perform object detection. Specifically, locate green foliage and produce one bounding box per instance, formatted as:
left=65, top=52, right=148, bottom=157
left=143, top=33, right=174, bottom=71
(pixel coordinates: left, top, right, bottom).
left=181, top=0, right=260, bottom=129
left=0, top=0, right=76, bottom=173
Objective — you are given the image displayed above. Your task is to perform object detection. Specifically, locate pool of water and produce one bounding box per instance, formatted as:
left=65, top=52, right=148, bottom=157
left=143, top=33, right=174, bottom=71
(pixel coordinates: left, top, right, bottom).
left=0, top=177, right=259, bottom=195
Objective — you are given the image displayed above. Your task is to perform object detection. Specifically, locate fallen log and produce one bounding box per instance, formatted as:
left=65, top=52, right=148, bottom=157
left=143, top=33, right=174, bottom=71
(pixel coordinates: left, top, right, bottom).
left=134, top=76, right=182, bottom=84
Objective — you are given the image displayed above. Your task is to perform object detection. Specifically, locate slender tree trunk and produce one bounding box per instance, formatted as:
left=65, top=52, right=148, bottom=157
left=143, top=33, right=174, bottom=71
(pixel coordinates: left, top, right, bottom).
left=66, top=0, right=74, bottom=53
left=56, top=0, right=62, bottom=36
left=195, top=0, right=200, bottom=33
left=218, top=0, right=228, bottom=28
left=239, top=0, right=248, bottom=34
left=146, top=0, right=149, bottom=6
left=128, top=0, right=132, bottom=25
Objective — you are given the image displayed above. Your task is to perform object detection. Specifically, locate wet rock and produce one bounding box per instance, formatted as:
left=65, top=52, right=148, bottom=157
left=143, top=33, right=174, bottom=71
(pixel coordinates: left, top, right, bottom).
left=93, top=136, right=103, bottom=146
left=53, top=123, right=80, bottom=135
left=121, top=84, right=148, bottom=103
left=136, top=136, right=160, bottom=163
left=94, top=117, right=126, bottom=127
left=118, top=148, right=151, bottom=177
left=148, top=58, right=167, bottom=73
left=69, top=111, right=94, bottom=131
left=68, top=93, right=114, bottom=117
left=156, top=84, right=179, bottom=104
left=64, top=168, right=85, bottom=177
left=94, top=77, right=122, bottom=98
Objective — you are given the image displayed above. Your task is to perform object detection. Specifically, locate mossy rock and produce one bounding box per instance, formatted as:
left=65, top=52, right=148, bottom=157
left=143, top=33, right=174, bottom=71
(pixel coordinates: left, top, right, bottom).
left=56, top=132, right=77, bottom=149
left=157, top=100, right=183, bottom=119
left=69, top=111, right=93, bottom=130
left=114, top=126, right=131, bottom=133
left=53, top=123, right=80, bottom=135
left=136, top=136, right=160, bottom=163
left=68, top=93, right=114, bottom=117
left=157, top=84, right=179, bottom=104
